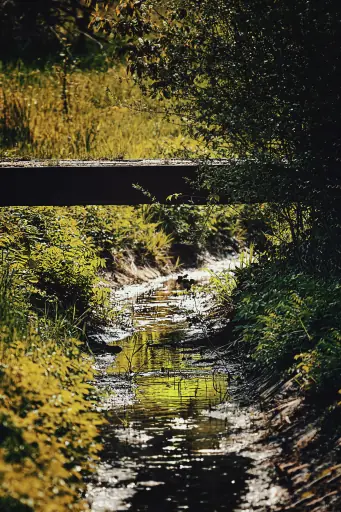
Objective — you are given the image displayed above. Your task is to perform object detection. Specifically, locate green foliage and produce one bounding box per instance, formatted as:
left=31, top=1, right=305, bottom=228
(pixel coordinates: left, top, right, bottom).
left=232, top=262, right=341, bottom=395
left=0, top=201, right=245, bottom=510
left=0, top=207, right=109, bottom=325
left=0, top=205, right=186, bottom=326
left=109, top=0, right=341, bottom=268
left=142, top=203, right=244, bottom=257
left=206, top=270, right=236, bottom=308
left=0, top=201, right=203, bottom=510
left=0, top=203, right=243, bottom=334
left=206, top=245, right=256, bottom=307
left=72, top=205, right=173, bottom=267
left=0, top=272, right=103, bottom=512
left=118, top=0, right=341, bottom=201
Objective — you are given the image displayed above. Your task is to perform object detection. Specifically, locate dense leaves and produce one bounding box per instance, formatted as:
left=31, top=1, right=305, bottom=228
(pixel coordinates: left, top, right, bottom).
left=0, top=203, right=244, bottom=509
left=0, top=272, right=102, bottom=511
left=122, top=0, right=341, bottom=194
left=101, top=0, right=341, bottom=249
left=0, top=344, right=100, bottom=512
left=0, top=207, right=109, bottom=324
left=117, top=0, right=341, bottom=408
left=234, top=263, right=341, bottom=393
left=0, top=0, right=116, bottom=63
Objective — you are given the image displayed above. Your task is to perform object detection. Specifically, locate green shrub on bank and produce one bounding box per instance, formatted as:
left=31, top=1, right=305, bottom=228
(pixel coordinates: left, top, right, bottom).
left=232, top=262, right=341, bottom=395
left=0, top=207, right=109, bottom=325
left=0, top=273, right=102, bottom=512
left=142, top=204, right=246, bottom=255
left=71, top=205, right=173, bottom=268
left=0, top=206, right=176, bottom=326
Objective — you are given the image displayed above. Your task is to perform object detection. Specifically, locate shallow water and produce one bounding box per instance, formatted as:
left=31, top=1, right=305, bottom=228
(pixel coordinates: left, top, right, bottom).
left=87, top=263, right=258, bottom=512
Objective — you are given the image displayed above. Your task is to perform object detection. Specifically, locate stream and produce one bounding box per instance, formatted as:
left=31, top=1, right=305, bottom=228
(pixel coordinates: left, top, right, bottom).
left=86, top=259, right=286, bottom=512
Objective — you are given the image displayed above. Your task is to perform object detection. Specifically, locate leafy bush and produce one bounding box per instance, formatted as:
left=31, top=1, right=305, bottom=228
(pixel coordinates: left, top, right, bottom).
left=0, top=207, right=109, bottom=325
left=72, top=205, right=173, bottom=268
left=143, top=204, right=245, bottom=256
left=0, top=342, right=100, bottom=512
left=0, top=273, right=102, bottom=512
left=232, top=262, right=341, bottom=394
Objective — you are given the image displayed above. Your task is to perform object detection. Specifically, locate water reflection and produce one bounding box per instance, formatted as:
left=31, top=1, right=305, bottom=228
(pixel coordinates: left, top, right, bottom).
left=88, top=274, right=252, bottom=512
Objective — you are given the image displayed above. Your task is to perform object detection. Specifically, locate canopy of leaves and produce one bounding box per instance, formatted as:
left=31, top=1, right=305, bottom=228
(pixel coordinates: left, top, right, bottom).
left=109, top=0, right=341, bottom=208
left=0, top=0, right=112, bottom=62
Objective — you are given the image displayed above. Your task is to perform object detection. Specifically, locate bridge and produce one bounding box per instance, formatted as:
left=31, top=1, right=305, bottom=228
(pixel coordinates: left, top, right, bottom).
left=0, top=159, right=209, bottom=206
left=0, top=158, right=305, bottom=206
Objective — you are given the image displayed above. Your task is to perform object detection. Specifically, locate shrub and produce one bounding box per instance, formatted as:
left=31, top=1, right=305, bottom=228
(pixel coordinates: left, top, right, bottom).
left=232, top=262, right=341, bottom=394
left=0, top=272, right=103, bottom=512
left=0, top=342, right=100, bottom=512
left=0, top=207, right=109, bottom=325
left=143, top=204, right=245, bottom=255
left=71, top=205, right=173, bottom=268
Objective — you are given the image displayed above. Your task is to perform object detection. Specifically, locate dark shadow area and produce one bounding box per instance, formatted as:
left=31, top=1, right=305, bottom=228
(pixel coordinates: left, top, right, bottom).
left=99, top=413, right=253, bottom=512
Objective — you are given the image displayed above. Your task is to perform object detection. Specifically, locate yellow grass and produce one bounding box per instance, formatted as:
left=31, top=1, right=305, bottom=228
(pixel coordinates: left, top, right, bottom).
left=0, top=64, right=196, bottom=159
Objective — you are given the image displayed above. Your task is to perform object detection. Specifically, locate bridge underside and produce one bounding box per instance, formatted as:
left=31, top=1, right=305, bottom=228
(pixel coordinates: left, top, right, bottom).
left=0, top=158, right=304, bottom=206
left=0, top=160, right=214, bottom=206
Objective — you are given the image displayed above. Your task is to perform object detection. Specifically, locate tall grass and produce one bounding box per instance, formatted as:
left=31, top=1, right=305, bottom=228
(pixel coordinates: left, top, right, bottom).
left=0, top=64, right=195, bottom=159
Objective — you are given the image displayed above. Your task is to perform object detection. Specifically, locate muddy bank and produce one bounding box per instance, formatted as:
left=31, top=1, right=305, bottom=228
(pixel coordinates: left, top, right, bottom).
left=99, top=244, right=239, bottom=290
left=253, top=379, right=341, bottom=511
left=86, top=259, right=289, bottom=512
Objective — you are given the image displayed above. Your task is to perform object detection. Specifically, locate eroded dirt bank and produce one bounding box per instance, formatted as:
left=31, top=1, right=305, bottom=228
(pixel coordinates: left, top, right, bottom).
left=256, top=382, right=341, bottom=511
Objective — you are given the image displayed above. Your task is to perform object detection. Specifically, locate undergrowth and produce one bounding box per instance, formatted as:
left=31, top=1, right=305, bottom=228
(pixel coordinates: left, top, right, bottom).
left=209, top=251, right=341, bottom=402
left=232, top=262, right=341, bottom=396
left=0, top=269, right=102, bottom=512
left=0, top=60, right=252, bottom=510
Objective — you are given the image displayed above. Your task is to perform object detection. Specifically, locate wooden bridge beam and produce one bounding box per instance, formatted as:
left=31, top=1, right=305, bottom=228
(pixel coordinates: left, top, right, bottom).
left=0, top=160, right=209, bottom=206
